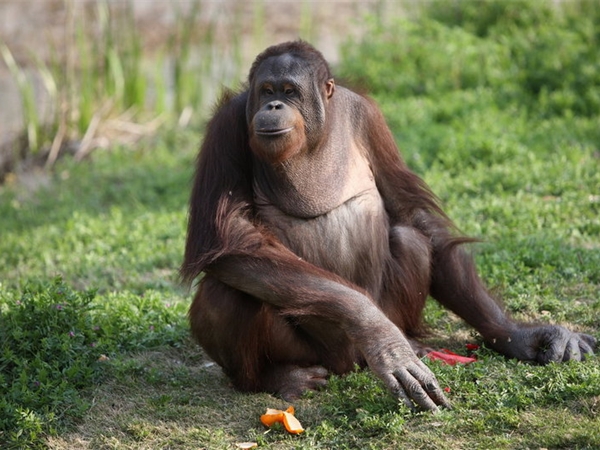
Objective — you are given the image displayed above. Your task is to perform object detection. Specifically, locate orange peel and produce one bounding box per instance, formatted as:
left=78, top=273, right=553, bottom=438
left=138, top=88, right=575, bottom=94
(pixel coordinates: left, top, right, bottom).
left=260, top=406, right=304, bottom=434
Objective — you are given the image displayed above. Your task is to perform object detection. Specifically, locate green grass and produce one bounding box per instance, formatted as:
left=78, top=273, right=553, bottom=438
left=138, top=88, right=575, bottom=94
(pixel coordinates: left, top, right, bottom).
left=0, top=130, right=196, bottom=447
left=1, top=1, right=599, bottom=448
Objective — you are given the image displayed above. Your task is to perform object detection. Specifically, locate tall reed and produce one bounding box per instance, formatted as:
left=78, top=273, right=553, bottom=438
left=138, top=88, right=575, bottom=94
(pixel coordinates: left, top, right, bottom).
left=1, top=45, right=42, bottom=154
left=0, top=0, right=204, bottom=163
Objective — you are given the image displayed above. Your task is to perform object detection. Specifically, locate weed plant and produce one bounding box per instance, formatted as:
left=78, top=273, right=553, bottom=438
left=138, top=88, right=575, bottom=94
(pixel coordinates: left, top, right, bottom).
left=0, top=277, right=187, bottom=447
left=0, top=130, right=196, bottom=448
left=0, top=0, right=599, bottom=448
left=1, top=0, right=233, bottom=159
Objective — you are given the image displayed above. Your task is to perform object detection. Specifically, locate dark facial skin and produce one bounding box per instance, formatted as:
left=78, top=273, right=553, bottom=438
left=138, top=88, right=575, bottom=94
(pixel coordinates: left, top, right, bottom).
left=247, top=52, right=334, bottom=165
left=182, top=41, right=596, bottom=412
left=253, top=100, right=296, bottom=136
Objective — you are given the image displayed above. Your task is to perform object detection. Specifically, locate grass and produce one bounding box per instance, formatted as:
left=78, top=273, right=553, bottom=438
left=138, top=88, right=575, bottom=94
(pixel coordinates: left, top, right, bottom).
left=1, top=0, right=599, bottom=448
left=0, top=131, right=195, bottom=447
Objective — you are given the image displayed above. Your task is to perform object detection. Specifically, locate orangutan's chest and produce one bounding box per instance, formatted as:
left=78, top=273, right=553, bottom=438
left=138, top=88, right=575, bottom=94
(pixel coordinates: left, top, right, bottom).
left=257, top=187, right=390, bottom=290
